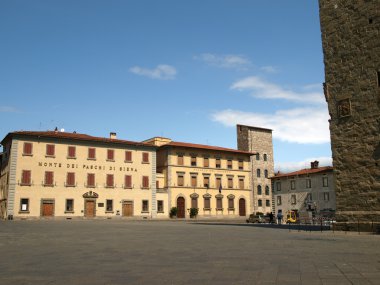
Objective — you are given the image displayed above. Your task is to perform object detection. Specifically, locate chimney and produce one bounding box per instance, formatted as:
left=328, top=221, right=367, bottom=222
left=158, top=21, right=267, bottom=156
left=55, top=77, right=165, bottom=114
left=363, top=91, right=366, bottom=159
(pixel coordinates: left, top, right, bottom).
left=110, top=132, right=117, bottom=139
left=311, top=160, right=319, bottom=169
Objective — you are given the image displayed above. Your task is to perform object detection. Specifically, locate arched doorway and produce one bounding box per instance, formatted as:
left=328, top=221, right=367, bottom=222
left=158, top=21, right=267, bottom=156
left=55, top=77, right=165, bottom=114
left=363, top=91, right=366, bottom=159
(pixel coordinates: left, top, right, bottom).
left=177, top=197, right=185, bottom=218
left=239, top=198, right=246, bottom=216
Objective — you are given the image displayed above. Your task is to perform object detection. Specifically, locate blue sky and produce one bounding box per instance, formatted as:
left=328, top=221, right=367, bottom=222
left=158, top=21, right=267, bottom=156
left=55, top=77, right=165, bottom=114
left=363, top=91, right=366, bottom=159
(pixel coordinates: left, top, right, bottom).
left=0, top=0, right=331, bottom=171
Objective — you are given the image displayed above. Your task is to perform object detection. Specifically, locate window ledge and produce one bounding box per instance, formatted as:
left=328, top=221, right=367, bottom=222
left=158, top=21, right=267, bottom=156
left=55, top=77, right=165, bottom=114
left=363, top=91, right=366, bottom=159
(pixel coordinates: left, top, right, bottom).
left=141, top=187, right=150, bottom=190
left=105, top=186, right=115, bottom=189
left=106, top=159, right=115, bottom=162
left=43, top=184, right=54, bottom=187
left=45, top=155, right=56, bottom=158
left=141, top=161, right=150, bottom=164
left=203, top=208, right=211, bottom=211
left=105, top=211, right=114, bottom=214
left=157, top=211, right=164, bottom=213
left=20, top=183, right=32, bottom=186
left=87, top=158, right=96, bottom=161
left=141, top=211, right=150, bottom=213
left=228, top=208, right=235, bottom=211
left=22, top=154, right=33, bottom=157
left=216, top=208, right=224, bottom=211
left=67, top=157, right=76, bottom=159
left=124, top=160, right=133, bottom=163
left=64, top=211, right=74, bottom=214
left=19, top=211, right=30, bottom=214
left=124, top=187, right=133, bottom=189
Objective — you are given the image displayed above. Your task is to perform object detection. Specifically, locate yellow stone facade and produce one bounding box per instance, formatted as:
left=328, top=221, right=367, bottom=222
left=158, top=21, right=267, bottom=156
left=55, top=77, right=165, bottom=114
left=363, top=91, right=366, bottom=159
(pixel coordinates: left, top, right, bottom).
left=1, top=131, right=254, bottom=220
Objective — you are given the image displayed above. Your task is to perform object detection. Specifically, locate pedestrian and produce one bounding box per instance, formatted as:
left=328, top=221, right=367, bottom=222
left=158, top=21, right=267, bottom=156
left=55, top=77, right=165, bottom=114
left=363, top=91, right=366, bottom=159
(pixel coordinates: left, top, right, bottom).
left=269, top=212, right=274, bottom=224
left=277, top=211, right=283, bottom=225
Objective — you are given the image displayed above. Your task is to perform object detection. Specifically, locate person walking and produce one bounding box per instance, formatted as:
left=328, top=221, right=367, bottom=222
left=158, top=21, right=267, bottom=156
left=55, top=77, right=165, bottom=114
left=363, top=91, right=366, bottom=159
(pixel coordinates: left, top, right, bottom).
left=269, top=212, right=274, bottom=224
left=277, top=211, right=283, bottom=225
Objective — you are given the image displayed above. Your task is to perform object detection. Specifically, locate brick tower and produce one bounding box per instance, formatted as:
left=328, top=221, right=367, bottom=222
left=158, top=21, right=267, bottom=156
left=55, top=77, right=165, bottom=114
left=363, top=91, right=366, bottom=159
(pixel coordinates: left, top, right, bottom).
left=319, top=0, right=380, bottom=229
left=237, top=125, right=275, bottom=215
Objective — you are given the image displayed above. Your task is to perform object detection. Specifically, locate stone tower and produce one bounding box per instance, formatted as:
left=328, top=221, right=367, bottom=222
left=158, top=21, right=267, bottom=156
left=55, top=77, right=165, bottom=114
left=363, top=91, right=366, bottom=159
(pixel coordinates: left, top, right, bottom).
left=237, top=125, right=275, bottom=214
left=319, top=0, right=380, bottom=229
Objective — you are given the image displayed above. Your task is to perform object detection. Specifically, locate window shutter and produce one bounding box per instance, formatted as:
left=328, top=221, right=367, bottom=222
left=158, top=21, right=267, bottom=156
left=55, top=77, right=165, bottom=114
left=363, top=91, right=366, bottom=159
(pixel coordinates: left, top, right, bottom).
left=22, top=170, right=31, bottom=185
left=107, top=149, right=114, bottom=160
left=107, top=174, right=114, bottom=187
left=143, top=152, right=149, bottom=163
left=67, top=173, right=75, bottom=186
left=87, top=173, right=95, bottom=187
left=88, top=148, right=96, bottom=159
left=46, top=144, right=55, bottom=156
left=125, top=151, right=132, bottom=162
left=125, top=175, right=132, bottom=188
left=45, top=171, right=53, bottom=185
left=23, top=143, right=32, bottom=155
left=143, top=176, right=149, bottom=188
left=68, top=146, right=76, bottom=158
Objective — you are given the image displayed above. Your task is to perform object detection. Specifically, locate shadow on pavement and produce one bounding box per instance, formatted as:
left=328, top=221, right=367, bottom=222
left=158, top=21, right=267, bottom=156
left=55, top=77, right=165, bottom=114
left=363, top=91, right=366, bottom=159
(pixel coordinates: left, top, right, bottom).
left=189, top=222, right=331, bottom=231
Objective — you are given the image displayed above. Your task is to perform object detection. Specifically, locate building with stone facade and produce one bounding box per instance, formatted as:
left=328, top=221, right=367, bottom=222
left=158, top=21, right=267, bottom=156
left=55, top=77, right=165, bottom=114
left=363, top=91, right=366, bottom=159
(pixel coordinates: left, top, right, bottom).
left=271, top=161, right=335, bottom=222
left=237, top=125, right=274, bottom=215
left=0, top=131, right=162, bottom=219
left=144, top=137, right=254, bottom=219
left=319, top=0, right=380, bottom=228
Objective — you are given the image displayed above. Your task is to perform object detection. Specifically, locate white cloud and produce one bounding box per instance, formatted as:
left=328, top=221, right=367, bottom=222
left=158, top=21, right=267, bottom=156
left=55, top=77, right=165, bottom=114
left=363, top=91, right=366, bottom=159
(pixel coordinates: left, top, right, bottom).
left=129, top=64, right=177, bottom=80
left=275, top=157, right=332, bottom=173
left=212, top=107, right=330, bottom=144
left=260, top=65, right=278, bottom=73
left=0, top=106, right=20, bottom=113
left=194, top=53, right=251, bottom=69
left=231, top=76, right=325, bottom=104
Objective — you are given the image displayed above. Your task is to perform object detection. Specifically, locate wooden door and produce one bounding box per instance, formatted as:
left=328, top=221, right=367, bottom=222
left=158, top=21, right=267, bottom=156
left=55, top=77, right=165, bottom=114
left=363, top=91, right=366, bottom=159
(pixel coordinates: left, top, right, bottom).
left=85, top=200, right=95, bottom=217
left=239, top=198, right=246, bottom=216
left=42, top=202, right=54, bottom=216
left=122, top=202, right=133, bottom=217
left=177, top=197, right=185, bottom=218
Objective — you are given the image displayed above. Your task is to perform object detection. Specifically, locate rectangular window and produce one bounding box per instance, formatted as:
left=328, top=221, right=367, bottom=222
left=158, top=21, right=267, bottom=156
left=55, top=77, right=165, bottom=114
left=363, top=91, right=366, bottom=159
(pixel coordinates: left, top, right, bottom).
left=306, top=179, right=312, bottom=189
left=106, top=174, right=114, bottom=188
left=216, top=177, right=221, bottom=189
left=106, top=200, right=113, bottom=212
left=228, top=198, right=234, bottom=209
left=142, top=176, right=149, bottom=188
left=191, top=176, right=197, bottom=187
left=107, top=149, right=115, bottom=161
left=157, top=200, right=164, bottom=212
left=264, top=154, right=267, bottom=161
left=66, top=172, right=75, bottom=187
left=44, top=171, right=54, bottom=186
left=215, top=158, right=221, bottom=168
left=266, top=200, right=270, bottom=207
left=67, top=146, right=76, bottom=158
left=203, top=176, right=210, bottom=188
left=21, top=170, right=31, bottom=186
left=257, top=169, right=261, bottom=177
left=291, top=194, right=296, bottom=205
left=258, top=199, right=262, bottom=207
left=177, top=174, right=184, bottom=186
left=239, top=178, right=244, bottom=189
left=65, top=199, right=74, bottom=212
left=87, top=173, right=95, bottom=188
left=142, top=152, right=149, bottom=163
left=323, top=192, right=330, bottom=201
left=125, top=151, right=132, bottom=162
left=88, top=148, right=96, bottom=160
left=142, top=200, right=149, bottom=212
left=277, top=196, right=282, bottom=206
left=20, top=198, right=29, bottom=211
left=191, top=156, right=197, bottom=166
left=46, top=144, right=55, bottom=156
left=156, top=180, right=159, bottom=189
left=291, top=180, right=296, bottom=190
left=323, top=177, right=328, bottom=187
left=203, top=157, right=209, bottom=167
left=228, top=177, right=233, bottom=188
left=238, top=160, right=244, bottom=170
left=227, top=160, right=232, bottom=169
left=216, top=198, right=222, bottom=210
left=204, top=197, right=210, bottom=209
left=177, top=155, right=184, bottom=165
left=256, top=153, right=260, bottom=160
left=191, top=197, right=198, bottom=209
left=23, top=142, right=33, bottom=155
left=276, top=182, right=281, bottom=191
left=124, top=175, right=132, bottom=188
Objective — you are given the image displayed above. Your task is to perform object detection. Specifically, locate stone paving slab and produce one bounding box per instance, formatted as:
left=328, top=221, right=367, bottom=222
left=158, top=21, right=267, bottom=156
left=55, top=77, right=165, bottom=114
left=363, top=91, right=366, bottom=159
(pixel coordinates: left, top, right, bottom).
left=0, top=220, right=379, bottom=285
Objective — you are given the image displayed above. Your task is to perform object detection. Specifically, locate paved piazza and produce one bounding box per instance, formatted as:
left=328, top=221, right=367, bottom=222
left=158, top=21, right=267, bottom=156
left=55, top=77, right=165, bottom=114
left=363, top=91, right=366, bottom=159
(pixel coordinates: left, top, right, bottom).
left=0, top=220, right=379, bottom=285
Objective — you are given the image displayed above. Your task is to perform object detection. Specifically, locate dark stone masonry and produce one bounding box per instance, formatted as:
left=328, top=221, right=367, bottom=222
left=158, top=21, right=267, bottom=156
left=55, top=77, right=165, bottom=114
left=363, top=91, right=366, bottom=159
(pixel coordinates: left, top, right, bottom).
left=319, top=0, right=380, bottom=229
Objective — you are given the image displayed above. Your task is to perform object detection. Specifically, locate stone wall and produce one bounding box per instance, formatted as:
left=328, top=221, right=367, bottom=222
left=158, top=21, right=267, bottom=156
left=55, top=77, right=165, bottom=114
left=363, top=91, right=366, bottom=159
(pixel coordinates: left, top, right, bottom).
left=319, top=0, right=380, bottom=224
left=237, top=125, right=275, bottom=214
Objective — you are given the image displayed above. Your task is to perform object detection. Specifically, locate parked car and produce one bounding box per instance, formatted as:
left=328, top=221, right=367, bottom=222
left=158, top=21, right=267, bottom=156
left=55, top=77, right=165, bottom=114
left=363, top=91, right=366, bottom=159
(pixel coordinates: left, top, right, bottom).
left=246, top=214, right=270, bottom=223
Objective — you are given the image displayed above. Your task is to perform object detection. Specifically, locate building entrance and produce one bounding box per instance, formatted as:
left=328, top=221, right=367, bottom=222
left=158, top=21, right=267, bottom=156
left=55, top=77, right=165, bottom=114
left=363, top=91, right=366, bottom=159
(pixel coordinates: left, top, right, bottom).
left=85, top=200, right=96, bottom=217
left=122, top=201, right=133, bottom=217
left=239, top=198, right=246, bottom=216
left=177, top=197, right=185, bottom=218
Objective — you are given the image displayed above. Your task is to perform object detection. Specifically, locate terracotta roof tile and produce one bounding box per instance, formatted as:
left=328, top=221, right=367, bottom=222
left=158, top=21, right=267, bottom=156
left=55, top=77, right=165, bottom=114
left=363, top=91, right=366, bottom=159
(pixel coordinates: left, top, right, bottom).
left=271, top=166, right=333, bottom=179
left=3, top=131, right=154, bottom=148
left=161, top=141, right=255, bottom=155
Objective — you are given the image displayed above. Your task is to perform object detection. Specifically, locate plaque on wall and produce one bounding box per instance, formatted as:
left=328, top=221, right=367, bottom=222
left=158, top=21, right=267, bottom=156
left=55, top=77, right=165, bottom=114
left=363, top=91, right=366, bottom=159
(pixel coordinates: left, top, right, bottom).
left=337, top=98, right=351, bottom=118
left=98, top=203, right=104, bottom=207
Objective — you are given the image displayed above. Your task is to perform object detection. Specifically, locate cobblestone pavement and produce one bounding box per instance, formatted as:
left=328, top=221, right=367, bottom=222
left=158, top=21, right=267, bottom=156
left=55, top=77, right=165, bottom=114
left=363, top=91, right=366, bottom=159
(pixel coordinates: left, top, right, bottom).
left=0, top=220, right=379, bottom=285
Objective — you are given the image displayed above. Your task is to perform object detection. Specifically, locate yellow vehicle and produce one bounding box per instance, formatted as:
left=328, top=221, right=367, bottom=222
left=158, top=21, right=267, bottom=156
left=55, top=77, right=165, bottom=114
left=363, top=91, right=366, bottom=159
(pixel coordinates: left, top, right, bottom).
left=286, top=210, right=299, bottom=223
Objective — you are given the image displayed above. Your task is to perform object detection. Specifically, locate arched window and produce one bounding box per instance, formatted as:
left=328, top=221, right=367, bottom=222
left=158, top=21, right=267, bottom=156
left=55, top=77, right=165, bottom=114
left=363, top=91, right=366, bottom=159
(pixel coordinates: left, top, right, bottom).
left=263, top=154, right=267, bottom=161
left=257, top=185, right=262, bottom=195
left=264, top=169, right=268, bottom=178
left=265, top=185, right=270, bottom=195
